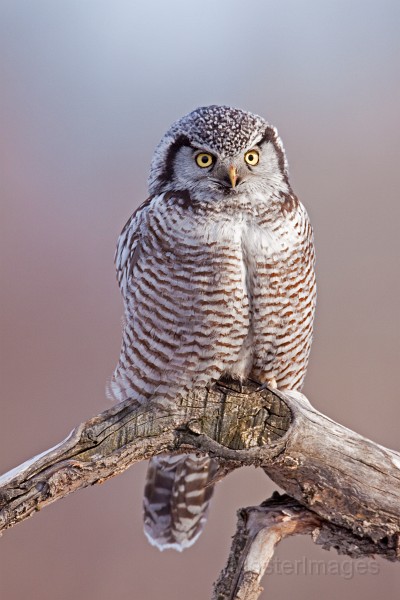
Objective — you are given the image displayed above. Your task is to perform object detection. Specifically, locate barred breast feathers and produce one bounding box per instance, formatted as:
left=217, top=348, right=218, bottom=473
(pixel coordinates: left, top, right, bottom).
left=113, top=190, right=315, bottom=398
left=110, top=191, right=251, bottom=405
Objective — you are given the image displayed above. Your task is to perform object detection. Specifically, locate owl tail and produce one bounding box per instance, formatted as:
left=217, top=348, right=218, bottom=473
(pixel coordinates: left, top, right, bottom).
left=143, top=454, right=218, bottom=551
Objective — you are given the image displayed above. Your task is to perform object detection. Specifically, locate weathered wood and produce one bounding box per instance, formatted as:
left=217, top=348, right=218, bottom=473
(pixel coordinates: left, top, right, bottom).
left=213, top=493, right=321, bottom=600
left=213, top=491, right=397, bottom=600
left=0, top=380, right=399, bottom=573
left=263, top=389, right=400, bottom=549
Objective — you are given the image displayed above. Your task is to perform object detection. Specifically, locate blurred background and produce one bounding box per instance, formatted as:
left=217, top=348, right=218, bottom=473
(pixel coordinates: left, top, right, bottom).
left=1, top=0, right=399, bottom=598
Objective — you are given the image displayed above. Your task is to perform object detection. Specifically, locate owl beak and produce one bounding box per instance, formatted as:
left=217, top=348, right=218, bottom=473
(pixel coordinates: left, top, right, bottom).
left=228, top=165, right=238, bottom=188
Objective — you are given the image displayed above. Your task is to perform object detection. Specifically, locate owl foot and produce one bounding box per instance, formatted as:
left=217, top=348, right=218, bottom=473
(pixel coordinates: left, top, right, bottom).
left=257, top=377, right=277, bottom=392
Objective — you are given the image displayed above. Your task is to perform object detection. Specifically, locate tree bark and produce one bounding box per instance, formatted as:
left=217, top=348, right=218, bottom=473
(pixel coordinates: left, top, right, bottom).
left=212, top=491, right=396, bottom=600
left=213, top=493, right=322, bottom=600
left=0, top=380, right=399, bottom=595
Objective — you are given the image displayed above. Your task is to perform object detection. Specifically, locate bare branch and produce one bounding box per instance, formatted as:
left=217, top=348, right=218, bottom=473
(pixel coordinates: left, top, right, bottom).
left=1, top=380, right=399, bottom=577
left=213, top=491, right=398, bottom=600
left=213, top=493, right=321, bottom=600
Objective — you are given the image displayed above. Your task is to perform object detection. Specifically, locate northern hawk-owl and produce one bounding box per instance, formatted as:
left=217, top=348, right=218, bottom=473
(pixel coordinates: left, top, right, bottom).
left=110, top=105, right=316, bottom=551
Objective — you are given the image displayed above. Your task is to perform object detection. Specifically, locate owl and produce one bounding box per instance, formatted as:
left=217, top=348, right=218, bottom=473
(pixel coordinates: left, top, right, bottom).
left=110, top=105, right=316, bottom=551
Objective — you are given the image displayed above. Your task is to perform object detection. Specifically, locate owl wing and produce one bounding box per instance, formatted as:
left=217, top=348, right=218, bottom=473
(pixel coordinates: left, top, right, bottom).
left=115, top=196, right=153, bottom=296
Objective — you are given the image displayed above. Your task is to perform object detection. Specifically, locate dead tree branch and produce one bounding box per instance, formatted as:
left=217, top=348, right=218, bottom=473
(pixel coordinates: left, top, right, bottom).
left=213, top=491, right=395, bottom=600
left=213, top=493, right=321, bottom=600
left=0, top=380, right=399, bottom=596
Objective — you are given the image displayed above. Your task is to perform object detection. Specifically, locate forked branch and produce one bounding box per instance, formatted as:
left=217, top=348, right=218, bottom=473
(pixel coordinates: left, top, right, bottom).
left=0, top=380, right=399, bottom=597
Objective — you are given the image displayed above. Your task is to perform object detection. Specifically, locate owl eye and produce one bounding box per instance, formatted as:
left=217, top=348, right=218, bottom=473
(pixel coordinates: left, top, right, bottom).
left=244, top=149, right=260, bottom=166
left=195, top=152, right=214, bottom=168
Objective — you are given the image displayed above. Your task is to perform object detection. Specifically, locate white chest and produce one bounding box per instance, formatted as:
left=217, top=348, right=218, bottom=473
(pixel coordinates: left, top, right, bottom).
left=201, top=210, right=301, bottom=267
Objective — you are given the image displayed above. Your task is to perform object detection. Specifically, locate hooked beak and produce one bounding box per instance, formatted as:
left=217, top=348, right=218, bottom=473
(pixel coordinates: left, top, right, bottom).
left=228, top=165, right=238, bottom=188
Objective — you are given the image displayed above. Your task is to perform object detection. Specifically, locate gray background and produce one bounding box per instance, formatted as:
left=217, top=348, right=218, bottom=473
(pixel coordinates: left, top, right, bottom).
left=1, top=1, right=399, bottom=598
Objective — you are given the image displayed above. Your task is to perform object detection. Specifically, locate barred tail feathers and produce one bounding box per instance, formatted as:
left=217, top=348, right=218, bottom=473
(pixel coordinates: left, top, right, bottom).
left=143, top=454, right=218, bottom=551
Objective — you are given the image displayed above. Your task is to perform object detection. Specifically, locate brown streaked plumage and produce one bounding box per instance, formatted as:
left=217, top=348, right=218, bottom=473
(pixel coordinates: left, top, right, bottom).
left=109, top=105, right=316, bottom=551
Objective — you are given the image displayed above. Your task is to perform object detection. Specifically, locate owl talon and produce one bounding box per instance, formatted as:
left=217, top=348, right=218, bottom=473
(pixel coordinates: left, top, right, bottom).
left=257, top=377, right=277, bottom=392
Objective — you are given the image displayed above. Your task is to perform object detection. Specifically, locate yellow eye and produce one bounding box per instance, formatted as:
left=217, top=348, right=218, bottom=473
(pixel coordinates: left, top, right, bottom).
left=195, top=152, right=214, bottom=168
left=244, top=149, right=260, bottom=166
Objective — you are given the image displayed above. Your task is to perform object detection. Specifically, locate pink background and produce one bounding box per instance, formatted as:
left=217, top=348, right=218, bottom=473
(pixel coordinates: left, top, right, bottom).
left=1, top=1, right=399, bottom=598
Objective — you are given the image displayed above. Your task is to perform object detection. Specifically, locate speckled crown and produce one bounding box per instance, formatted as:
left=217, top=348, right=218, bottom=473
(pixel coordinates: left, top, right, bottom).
left=166, top=105, right=267, bottom=155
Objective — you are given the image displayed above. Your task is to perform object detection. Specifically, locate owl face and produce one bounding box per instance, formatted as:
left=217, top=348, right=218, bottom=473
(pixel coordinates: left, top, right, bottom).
left=148, top=105, right=290, bottom=202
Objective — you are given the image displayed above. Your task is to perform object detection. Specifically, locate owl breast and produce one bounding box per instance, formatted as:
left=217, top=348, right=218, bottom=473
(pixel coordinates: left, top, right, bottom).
left=111, top=191, right=315, bottom=405
left=239, top=209, right=316, bottom=390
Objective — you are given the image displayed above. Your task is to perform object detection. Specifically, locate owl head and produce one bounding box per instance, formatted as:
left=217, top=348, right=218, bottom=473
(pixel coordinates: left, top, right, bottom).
left=148, top=105, right=290, bottom=202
